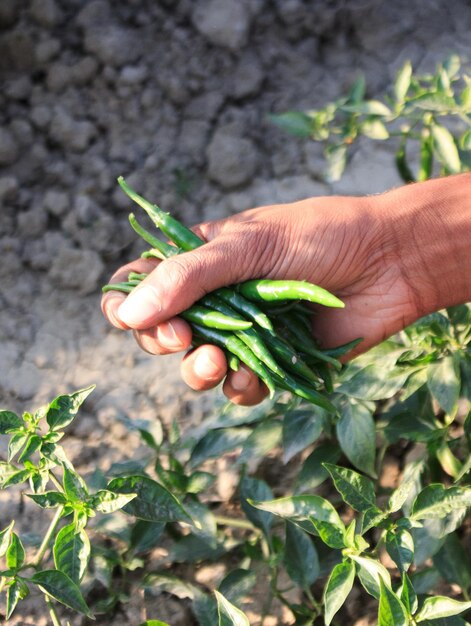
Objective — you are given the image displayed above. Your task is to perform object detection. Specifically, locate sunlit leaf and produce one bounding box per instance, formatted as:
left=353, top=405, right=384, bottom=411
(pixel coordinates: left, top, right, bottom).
left=415, top=596, right=471, bottom=622
left=31, top=569, right=93, bottom=617
left=378, top=579, right=409, bottom=626
left=108, top=475, right=192, bottom=524
left=323, top=560, right=355, bottom=626
left=431, top=124, right=461, bottom=173
left=46, top=386, right=95, bottom=431
left=53, top=523, right=90, bottom=584
left=324, top=464, right=376, bottom=512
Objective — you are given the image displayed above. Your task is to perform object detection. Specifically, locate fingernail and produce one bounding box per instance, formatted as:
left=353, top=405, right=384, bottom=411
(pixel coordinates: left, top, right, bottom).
left=194, top=351, right=222, bottom=380
left=118, top=285, right=161, bottom=327
left=231, top=367, right=251, bottom=391
left=156, top=321, right=183, bottom=349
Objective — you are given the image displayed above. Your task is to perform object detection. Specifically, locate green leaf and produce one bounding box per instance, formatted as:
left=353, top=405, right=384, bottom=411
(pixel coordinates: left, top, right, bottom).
left=31, top=569, right=93, bottom=617
left=336, top=402, right=376, bottom=477
left=189, top=428, right=252, bottom=468
left=324, top=144, right=347, bottom=183
left=282, top=409, right=323, bottom=463
left=107, top=475, right=192, bottom=524
left=269, top=111, right=314, bottom=137
left=215, top=590, right=250, bottom=626
left=443, top=54, right=461, bottom=78
left=27, top=491, right=68, bottom=508
left=184, top=499, right=217, bottom=548
left=238, top=420, right=282, bottom=466
left=0, top=463, right=23, bottom=488
left=427, top=356, right=461, bottom=416
left=431, top=124, right=461, bottom=173
left=342, top=100, right=392, bottom=116
left=6, top=533, right=25, bottom=570
left=350, top=555, right=391, bottom=599
left=418, top=134, right=433, bottom=181
left=6, top=579, right=28, bottom=619
left=53, top=523, right=90, bottom=584
left=17, top=434, right=42, bottom=463
left=400, top=572, right=418, bottom=615
left=433, top=533, right=471, bottom=592
left=324, top=463, right=376, bottom=512
left=248, top=494, right=342, bottom=534
left=139, top=621, right=170, bottom=626
left=2, top=468, right=32, bottom=488
left=8, top=433, right=28, bottom=461
left=394, top=61, right=412, bottom=102
left=89, top=489, right=137, bottom=514
left=240, top=476, right=273, bottom=538
left=310, top=518, right=346, bottom=549
left=460, top=128, right=471, bottom=150
left=46, top=385, right=95, bottom=431
left=62, top=467, right=89, bottom=501
left=323, top=560, right=355, bottom=626
left=362, top=119, right=389, bottom=140
left=338, top=362, right=409, bottom=401
left=296, top=441, right=341, bottom=492
left=0, top=521, right=14, bottom=557
left=130, top=520, right=165, bottom=554
left=415, top=596, right=471, bottom=622
left=411, top=484, right=471, bottom=520
left=406, top=93, right=456, bottom=112
left=0, top=410, right=23, bottom=434
left=385, top=528, right=414, bottom=572
left=348, top=74, right=366, bottom=104
left=378, top=579, right=409, bottom=626
left=389, top=461, right=424, bottom=513
left=284, top=522, right=319, bottom=589
left=395, top=137, right=415, bottom=183
left=218, top=569, right=257, bottom=605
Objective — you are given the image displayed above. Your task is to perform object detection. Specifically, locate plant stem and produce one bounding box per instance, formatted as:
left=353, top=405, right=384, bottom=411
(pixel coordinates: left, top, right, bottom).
left=49, top=471, right=64, bottom=492
left=45, top=593, right=63, bottom=626
left=33, top=505, right=65, bottom=568
left=214, top=515, right=258, bottom=531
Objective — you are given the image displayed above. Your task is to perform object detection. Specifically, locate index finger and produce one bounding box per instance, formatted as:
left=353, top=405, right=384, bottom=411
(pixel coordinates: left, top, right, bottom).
left=101, top=257, right=159, bottom=329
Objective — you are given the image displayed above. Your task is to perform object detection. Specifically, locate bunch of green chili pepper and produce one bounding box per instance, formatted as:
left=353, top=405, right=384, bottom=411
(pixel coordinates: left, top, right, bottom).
left=102, top=177, right=362, bottom=410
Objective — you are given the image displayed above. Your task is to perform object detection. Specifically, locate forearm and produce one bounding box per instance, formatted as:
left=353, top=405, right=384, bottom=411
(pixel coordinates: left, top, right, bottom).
left=379, top=173, right=471, bottom=317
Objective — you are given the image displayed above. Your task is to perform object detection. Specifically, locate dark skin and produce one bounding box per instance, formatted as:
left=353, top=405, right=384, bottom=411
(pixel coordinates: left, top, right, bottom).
left=102, top=174, right=471, bottom=405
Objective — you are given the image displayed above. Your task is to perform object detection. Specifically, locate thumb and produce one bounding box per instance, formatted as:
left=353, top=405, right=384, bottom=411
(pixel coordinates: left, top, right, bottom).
left=116, top=234, right=257, bottom=329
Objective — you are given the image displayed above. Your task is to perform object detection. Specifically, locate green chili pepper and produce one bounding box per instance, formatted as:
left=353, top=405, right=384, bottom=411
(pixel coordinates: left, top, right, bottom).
left=180, top=305, right=253, bottom=331
left=322, top=337, right=363, bottom=358
left=215, top=288, right=274, bottom=332
left=277, top=321, right=342, bottom=371
left=238, top=279, right=345, bottom=308
left=191, top=324, right=276, bottom=397
left=102, top=282, right=134, bottom=294
left=258, top=329, right=320, bottom=385
left=227, top=354, right=240, bottom=371
left=119, top=177, right=204, bottom=251
left=235, top=327, right=286, bottom=379
left=271, top=370, right=336, bottom=413
left=199, top=294, right=284, bottom=377
left=129, top=213, right=182, bottom=258
left=141, top=249, right=166, bottom=260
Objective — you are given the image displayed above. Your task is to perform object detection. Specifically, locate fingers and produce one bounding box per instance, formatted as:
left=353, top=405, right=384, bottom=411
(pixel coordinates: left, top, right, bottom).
left=101, top=258, right=159, bottom=330
left=181, top=346, right=269, bottom=405
left=133, top=317, right=193, bottom=355
left=115, top=230, right=264, bottom=330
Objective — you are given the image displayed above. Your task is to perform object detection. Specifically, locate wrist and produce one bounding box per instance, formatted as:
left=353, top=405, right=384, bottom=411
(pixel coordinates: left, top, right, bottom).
left=378, top=174, right=471, bottom=318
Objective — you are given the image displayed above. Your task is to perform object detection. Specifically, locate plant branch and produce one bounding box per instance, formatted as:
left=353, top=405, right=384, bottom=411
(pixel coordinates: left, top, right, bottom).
left=45, top=593, right=63, bottom=626
left=32, top=504, right=65, bottom=568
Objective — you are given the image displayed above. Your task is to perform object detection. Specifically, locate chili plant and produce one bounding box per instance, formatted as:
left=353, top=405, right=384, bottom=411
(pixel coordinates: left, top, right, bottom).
left=270, top=55, right=471, bottom=182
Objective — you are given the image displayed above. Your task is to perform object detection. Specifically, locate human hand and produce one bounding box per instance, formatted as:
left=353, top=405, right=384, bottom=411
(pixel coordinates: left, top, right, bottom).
left=102, top=174, right=471, bottom=405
